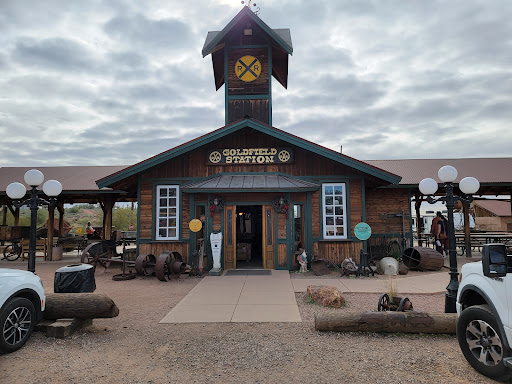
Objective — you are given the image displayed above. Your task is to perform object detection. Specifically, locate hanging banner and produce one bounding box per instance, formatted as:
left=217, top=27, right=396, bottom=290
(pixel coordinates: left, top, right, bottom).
left=207, top=147, right=293, bottom=165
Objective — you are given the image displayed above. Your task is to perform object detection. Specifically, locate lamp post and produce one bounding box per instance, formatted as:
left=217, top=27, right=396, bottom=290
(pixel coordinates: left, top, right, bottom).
left=419, top=165, right=480, bottom=313
left=6, top=169, right=62, bottom=273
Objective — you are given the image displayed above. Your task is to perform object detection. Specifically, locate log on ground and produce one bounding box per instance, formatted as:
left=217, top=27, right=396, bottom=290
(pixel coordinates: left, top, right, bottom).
left=44, top=293, right=119, bottom=320
left=315, top=311, right=456, bottom=334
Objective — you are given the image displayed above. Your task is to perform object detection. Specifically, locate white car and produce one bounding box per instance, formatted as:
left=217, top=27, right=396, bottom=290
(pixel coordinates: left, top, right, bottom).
left=456, top=244, right=511, bottom=382
left=0, top=268, right=45, bottom=353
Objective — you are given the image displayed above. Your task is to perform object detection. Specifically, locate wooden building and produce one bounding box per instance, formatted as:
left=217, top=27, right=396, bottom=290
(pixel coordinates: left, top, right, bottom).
left=96, top=7, right=410, bottom=270
left=473, top=200, right=512, bottom=231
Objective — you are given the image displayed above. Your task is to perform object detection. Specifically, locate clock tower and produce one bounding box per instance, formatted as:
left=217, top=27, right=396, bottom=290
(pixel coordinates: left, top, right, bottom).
left=202, top=6, right=292, bottom=125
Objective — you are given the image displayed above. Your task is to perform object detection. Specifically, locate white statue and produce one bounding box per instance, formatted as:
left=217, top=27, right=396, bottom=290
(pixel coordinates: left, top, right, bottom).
left=297, top=249, right=308, bottom=273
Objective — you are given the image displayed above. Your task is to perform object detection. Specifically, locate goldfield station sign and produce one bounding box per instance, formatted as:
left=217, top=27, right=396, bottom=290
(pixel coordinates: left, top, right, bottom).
left=208, top=148, right=294, bottom=165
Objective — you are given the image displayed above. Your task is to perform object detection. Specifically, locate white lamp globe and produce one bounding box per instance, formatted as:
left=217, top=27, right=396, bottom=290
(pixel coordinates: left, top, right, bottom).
left=438, top=165, right=458, bottom=183
left=6, top=182, right=27, bottom=200
left=459, top=177, right=480, bottom=194
left=24, top=169, right=44, bottom=187
left=43, top=180, right=62, bottom=197
left=419, top=178, right=438, bottom=195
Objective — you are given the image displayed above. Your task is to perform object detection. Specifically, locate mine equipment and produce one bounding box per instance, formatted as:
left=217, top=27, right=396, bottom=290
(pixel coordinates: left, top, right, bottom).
left=377, top=293, right=413, bottom=312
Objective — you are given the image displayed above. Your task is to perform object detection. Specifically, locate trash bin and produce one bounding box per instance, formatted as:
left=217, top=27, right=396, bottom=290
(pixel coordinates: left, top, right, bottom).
left=54, top=264, right=96, bottom=293
left=52, top=246, right=63, bottom=261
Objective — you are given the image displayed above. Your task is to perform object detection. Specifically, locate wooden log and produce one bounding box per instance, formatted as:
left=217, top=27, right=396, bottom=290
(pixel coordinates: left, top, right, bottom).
left=44, top=293, right=119, bottom=320
left=315, top=311, right=456, bottom=334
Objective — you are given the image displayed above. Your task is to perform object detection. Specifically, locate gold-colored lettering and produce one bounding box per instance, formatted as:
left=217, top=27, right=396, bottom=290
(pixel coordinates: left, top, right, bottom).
left=223, top=149, right=229, bottom=156
left=257, top=156, right=265, bottom=163
left=226, top=156, right=232, bottom=163
left=265, top=156, right=274, bottom=163
left=229, top=149, right=236, bottom=156
left=270, top=148, right=277, bottom=155
left=251, top=156, right=257, bottom=163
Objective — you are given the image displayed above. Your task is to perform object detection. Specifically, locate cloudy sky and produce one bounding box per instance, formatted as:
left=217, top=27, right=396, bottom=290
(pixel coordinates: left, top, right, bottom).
left=1, top=0, right=511, bottom=167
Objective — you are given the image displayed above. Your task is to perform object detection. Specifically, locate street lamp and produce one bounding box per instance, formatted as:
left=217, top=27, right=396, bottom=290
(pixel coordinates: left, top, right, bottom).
left=419, top=165, right=480, bottom=313
left=6, top=169, right=62, bottom=273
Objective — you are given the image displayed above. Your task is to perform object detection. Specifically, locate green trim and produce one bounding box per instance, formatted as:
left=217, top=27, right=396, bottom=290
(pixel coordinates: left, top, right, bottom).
left=189, top=194, right=195, bottom=257
left=361, top=177, right=366, bottom=221
left=136, top=174, right=141, bottom=256
left=97, top=119, right=400, bottom=188
left=306, top=192, right=312, bottom=256
left=225, top=41, right=229, bottom=124
left=227, top=95, right=269, bottom=100
left=202, top=7, right=293, bottom=57
left=268, top=41, right=272, bottom=126
left=286, top=192, right=291, bottom=269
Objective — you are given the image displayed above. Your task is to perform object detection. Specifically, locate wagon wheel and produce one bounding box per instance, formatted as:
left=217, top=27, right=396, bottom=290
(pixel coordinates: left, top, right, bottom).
left=398, top=297, right=413, bottom=311
left=168, top=260, right=184, bottom=280
left=112, top=272, right=136, bottom=281
left=387, top=240, right=402, bottom=259
left=81, top=242, right=112, bottom=270
left=155, top=251, right=172, bottom=281
left=3, top=243, right=22, bottom=261
left=135, top=254, right=156, bottom=276
left=377, top=293, right=390, bottom=312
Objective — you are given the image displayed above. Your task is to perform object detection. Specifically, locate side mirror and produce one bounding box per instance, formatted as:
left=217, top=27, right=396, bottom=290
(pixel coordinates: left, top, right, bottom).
left=482, top=243, right=508, bottom=278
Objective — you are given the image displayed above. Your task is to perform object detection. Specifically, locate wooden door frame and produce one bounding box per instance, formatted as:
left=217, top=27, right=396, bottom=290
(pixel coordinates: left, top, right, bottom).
left=223, top=204, right=237, bottom=270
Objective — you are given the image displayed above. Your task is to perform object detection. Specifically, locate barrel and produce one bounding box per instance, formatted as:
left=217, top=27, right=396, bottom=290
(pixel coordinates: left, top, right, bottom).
left=402, top=247, right=444, bottom=271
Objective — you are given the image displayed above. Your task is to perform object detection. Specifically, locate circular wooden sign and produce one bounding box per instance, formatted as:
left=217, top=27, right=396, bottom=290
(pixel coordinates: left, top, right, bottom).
left=189, top=219, right=203, bottom=233
left=235, top=56, right=261, bottom=82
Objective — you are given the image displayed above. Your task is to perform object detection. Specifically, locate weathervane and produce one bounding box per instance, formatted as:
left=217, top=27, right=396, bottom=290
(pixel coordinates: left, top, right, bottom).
left=241, top=1, right=260, bottom=15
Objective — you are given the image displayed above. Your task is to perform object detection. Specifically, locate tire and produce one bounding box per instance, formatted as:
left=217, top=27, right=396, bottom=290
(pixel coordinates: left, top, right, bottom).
left=3, top=244, right=22, bottom=261
left=0, top=297, right=36, bottom=353
left=457, top=304, right=512, bottom=381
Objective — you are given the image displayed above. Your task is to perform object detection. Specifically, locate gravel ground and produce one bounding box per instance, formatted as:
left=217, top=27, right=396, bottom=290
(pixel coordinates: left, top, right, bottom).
left=0, top=263, right=498, bottom=384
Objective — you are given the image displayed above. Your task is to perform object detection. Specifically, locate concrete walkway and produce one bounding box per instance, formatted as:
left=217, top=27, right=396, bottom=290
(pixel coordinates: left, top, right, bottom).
left=159, top=269, right=453, bottom=324
left=160, top=270, right=301, bottom=323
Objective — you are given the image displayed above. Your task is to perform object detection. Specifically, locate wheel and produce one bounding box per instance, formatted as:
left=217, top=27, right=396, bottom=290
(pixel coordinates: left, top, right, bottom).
left=457, top=305, right=512, bottom=381
left=377, top=293, right=390, bottom=312
left=3, top=244, right=22, bottom=261
left=0, top=297, right=36, bottom=353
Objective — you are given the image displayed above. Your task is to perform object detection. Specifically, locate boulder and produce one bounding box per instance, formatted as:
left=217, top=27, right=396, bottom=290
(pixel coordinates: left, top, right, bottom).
left=307, top=285, right=345, bottom=308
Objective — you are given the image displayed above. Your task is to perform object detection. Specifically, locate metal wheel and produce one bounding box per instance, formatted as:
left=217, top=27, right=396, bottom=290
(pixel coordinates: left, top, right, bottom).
left=387, top=240, right=402, bottom=259
left=135, top=254, right=156, bottom=276
left=457, top=305, right=512, bottom=381
left=3, top=243, right=22, bottom=261
left=155, top=251, right=172, bottom=281
left=112, top=273, right=136, bottom=281
left=377, top=293, right=390, bottom=312
left=398, top=297, right=413, bottom=311
left=0, top=297, right=36, bottom=353
left=81, top=242, right=111, bottom=270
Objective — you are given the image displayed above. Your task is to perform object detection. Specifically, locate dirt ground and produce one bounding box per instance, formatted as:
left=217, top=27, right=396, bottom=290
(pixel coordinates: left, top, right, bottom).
left=0, top=262, right=498, bottom=384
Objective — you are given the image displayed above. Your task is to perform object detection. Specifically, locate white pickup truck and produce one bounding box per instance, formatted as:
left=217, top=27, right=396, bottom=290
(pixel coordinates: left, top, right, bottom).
left=456, top=243, right=512, bottom=381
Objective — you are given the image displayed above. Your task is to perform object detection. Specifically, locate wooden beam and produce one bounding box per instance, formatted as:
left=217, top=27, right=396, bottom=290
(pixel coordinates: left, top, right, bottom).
left=57, top=202, right=65, bottom=237
left=47, top=205, right=55, bottom=261
left=414, top=192, right=423, bottom=246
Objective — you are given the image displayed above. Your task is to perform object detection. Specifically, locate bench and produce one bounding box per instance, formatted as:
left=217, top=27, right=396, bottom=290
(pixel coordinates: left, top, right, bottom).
left=21, top=239, right=47, bottom=260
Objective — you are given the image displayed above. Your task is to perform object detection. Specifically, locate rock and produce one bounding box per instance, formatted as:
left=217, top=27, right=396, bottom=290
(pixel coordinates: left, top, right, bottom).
left=307, top=285, right=345, bottom=308
left=398, top=261, right=409, bottom=275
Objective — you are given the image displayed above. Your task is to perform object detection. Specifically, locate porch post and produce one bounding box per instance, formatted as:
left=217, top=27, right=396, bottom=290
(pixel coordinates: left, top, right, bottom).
left=463, top=201, right=472, bottom=258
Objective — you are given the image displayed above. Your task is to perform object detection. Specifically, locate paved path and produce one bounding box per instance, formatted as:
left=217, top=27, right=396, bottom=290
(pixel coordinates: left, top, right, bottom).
left=160, top=270, right=451, bottom=324
left=160, top=270, right=302, bottom=323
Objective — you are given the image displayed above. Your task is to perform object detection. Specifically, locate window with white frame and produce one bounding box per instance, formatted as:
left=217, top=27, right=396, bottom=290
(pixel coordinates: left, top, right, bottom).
left=322, top=183, right=347, bottom=239
left=156, top=185, right=179, bottom=240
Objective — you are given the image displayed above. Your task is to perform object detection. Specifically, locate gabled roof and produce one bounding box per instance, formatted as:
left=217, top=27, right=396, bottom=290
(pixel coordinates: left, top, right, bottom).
left=202, top=7, right=293, bottom=57
left=97, top=118, right=401, bottom=189
left=474, top=200, right=511, bottom=217
left=182, top=173, right=319, bottom=192
left=202, top=6, right=292, bottom=90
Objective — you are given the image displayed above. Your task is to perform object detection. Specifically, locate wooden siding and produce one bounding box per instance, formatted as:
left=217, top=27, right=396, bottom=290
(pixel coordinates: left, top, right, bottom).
left=228, top=99, right=269, bottom=124
left=313, top=241, right=363, bottom=264
left=139, top=242, right=189, bottom=264
left=139, top=180, right=153, bottom=240
left=277, top=213, right=287, bottom=239
left=278, top=243, right=287, bottom=267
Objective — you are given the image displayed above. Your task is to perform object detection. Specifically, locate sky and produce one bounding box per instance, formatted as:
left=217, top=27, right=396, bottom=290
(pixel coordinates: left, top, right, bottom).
left=1, top=0, right=511, bottom=167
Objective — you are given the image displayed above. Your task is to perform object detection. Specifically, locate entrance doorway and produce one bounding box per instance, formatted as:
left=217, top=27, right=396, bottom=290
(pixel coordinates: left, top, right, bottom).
left=235, top=205, right=263, bottom=268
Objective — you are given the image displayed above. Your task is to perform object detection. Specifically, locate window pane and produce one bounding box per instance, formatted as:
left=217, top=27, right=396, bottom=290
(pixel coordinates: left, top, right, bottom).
left=335, top=226, right=344, bottom=236
left=326, top=206, right=333, bottom=215
left=334, top=185, right=343, bottom=195
left=335, top=217, right=344, bottom=225
left=326, top=227, right=335, bottom=236
left=169, top=218, right=176, bottom=227
left=326, top=217, right=334, bottom=225
left=159, top=218, right=166, bottom=227
left=324, top=186, right=333, bottom=195
left=159, top=208, right=167, bottom=216
left=169, top=208, right=177, bottom=216
left=160, top=198, right=167, bottom=207
left=325, top=196, right=333, bottom=206
left=168, top=188, right=176, bottom=197
left=169, top=198, right=176, bottom=207
left=160, top=189, right=168, bottom=197
left=334, top=197, right=342, bottom=206
left=168, top=228, right=177, bottom=237
left=159, top=229, right=167, bottom=237
left=335, top=206, right=343, bottom=215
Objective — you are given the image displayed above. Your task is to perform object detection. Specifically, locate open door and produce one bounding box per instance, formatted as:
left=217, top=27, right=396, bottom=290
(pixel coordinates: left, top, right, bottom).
left=262, top=205, right=275, bottom=269
left=224, top=205, right=236, bottom=270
